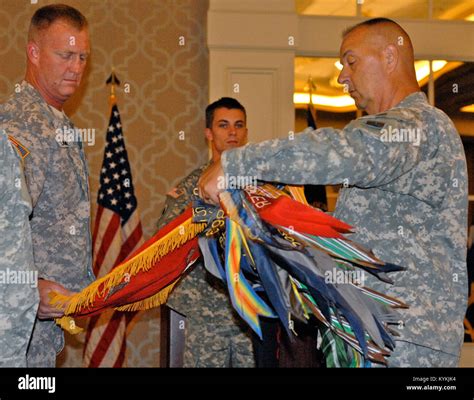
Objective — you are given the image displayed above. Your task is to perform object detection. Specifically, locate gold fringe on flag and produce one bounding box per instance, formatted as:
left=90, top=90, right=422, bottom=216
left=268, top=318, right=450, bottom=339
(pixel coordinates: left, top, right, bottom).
left=55, top=316, right=84, bottom=334
left=50, top=218, right=205, bottom=315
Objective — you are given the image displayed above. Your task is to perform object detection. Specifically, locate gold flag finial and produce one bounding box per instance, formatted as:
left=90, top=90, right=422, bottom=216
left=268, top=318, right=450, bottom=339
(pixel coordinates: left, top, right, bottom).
left=106, top=69, right=121, bottom=106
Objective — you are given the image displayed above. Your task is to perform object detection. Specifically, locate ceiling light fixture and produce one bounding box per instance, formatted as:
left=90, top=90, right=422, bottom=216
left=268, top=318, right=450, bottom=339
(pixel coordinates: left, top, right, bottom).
left=295, top=60, right=451, bottom=111
left=414, top=60, right=447, bottom=82
left=460, top=104, right=474, bottom=113
left=294, top=93, right=355, bottom=111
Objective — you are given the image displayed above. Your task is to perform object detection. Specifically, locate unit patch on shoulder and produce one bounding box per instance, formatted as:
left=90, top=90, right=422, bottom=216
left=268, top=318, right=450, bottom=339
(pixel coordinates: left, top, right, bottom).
left=167, top=187, right=184, bottom=199
left=8, top=135, right=30, bottom=160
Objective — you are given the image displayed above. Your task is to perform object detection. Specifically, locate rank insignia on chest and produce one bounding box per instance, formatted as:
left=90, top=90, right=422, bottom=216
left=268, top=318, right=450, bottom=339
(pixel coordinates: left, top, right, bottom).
left=8, top=135, right=30, bottom=160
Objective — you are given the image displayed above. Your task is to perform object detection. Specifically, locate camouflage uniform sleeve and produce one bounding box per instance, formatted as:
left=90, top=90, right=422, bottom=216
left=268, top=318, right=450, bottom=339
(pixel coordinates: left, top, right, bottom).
left=156, top=166, right=205, bottom=231
left=0, top=132, right=39, bottom=367
left=11, top=125, right=52, bottom=208
left=221, top=116, right=424, bottom=188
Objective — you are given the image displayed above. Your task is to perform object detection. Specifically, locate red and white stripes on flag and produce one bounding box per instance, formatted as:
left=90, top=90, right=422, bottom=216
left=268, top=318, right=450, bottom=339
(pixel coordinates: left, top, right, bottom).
left=83, top=102, right=144, bottom=367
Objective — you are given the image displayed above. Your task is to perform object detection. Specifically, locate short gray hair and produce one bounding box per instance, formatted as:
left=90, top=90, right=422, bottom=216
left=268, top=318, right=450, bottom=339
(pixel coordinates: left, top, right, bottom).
left=28, top=4, right=88, bottom=40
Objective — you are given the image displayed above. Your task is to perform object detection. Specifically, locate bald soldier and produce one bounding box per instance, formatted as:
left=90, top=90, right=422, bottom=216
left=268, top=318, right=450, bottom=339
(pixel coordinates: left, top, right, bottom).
left=0, top=4, right=93, bottom=366
left=199, top=18, right=468, bottom=367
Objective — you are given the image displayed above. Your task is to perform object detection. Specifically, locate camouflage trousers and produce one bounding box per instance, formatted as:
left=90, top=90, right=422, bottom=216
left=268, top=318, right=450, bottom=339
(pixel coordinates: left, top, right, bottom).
left=26, top=318, right=64, bottom=367
left=167, top=264, right=255, bottom=368
left=378, top=340, right=459, bottom=368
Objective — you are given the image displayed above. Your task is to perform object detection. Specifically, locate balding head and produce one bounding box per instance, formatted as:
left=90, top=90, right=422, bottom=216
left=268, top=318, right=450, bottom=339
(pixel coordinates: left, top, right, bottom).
left=338, top=18, right=420, bottom=114
left=344, top=18, right=416, bottom=77
left=343, top=17, right=412, bottom=47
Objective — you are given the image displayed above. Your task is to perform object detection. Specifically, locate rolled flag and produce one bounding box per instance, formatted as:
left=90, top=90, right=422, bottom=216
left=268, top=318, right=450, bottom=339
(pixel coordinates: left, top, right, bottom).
left=51, top=183, right=408, bottom=366
left=51, top=207, right=204, bottom=318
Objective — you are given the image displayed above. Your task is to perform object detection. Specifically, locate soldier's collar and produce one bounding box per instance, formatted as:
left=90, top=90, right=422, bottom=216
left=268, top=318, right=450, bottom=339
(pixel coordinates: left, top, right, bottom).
left=394, top=91, right=427, bottom=109
left=20, top=80, right=72, bottom=129
left=48, top=103, right=67, bottom=120
left=20, top=80, right=46, bottom=105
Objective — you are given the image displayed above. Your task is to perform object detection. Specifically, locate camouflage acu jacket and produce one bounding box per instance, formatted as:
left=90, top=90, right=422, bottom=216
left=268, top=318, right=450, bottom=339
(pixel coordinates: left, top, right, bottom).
left=0, top=81, right=94, bottom=289
left=0, top=81, right=94, bottom=358
left=222, top=91, right=468, bottom=357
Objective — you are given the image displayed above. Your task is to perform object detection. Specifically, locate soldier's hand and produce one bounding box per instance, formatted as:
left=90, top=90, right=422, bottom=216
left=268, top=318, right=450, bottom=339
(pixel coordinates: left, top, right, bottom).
left=198, top=160, right=225, bottom=205
left=37, top=279, right=75, bottom=319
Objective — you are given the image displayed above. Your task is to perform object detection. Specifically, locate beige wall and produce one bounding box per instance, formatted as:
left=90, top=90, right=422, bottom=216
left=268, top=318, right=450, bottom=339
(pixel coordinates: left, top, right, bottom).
left=0, top=0, right=209, bottom=239
left=0, top=0, right=209, bottom=367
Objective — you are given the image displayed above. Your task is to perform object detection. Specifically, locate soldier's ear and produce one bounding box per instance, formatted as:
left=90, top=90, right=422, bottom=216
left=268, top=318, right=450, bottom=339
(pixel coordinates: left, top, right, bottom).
left=27, top=42, right=40, bottom=65
left=205, top=128, right=213, bottom=142
left=384, top=44, right=399, bottom=74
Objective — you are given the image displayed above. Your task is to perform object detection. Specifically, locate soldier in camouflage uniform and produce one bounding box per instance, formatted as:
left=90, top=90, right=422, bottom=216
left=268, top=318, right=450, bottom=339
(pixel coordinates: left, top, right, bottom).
left=0, top=5, right=93, bottom=367
left=157, top=98, right=255, bottom=367
left=199, top=18, right=468, bottom=367
left=0, top=129, right=39, bottom=367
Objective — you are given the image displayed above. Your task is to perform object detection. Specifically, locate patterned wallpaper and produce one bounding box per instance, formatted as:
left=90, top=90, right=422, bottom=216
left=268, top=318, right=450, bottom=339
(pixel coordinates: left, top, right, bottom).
left=0, top=0, right=209, bottom=367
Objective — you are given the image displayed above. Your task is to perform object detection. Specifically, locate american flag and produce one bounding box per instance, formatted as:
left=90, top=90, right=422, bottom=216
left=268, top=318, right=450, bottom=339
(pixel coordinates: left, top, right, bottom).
left=83, top=102, right=144, bottom=367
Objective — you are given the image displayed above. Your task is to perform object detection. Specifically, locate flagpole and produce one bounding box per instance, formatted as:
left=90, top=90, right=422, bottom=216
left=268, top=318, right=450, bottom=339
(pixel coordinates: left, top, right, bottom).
left=307, top=76, right=317, bottom=127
